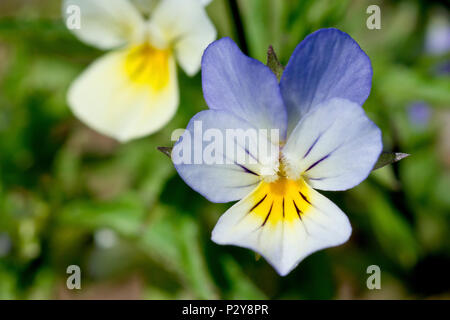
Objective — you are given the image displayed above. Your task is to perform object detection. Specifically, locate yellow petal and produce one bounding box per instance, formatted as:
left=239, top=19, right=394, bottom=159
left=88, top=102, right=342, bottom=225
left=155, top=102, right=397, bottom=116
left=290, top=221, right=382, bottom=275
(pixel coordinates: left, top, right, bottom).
left=123, top=43, right=171, bottom=89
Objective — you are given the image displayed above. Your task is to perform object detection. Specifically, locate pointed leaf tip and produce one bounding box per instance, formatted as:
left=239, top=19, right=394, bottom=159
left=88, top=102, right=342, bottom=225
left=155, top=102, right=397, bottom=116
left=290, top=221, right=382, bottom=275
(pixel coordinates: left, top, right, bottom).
left=266, top=45, right=284, bottom=81
left=157, top=146, right=172, bottom=158
left=372, top=152, right=410, bottom=171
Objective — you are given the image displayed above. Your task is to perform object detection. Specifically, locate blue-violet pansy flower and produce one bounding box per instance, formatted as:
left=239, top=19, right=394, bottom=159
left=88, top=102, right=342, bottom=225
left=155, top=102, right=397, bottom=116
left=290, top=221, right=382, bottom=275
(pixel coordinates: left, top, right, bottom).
left=172, top=28, right=383, bottom=276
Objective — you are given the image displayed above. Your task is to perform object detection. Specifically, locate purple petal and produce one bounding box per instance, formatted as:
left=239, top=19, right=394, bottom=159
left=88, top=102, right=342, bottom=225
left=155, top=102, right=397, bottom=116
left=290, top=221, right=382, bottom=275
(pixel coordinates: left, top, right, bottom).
left=201, top=37, right=288, bottom=140
left=280, top=28, right=373, bottom=134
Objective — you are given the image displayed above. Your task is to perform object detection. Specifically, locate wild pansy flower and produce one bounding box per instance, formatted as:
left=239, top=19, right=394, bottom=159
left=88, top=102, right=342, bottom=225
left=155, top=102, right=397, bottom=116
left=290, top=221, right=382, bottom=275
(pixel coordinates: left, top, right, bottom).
left=63, top=0, right=216, bottom=142
left=172, top=28, right=383, bottom=276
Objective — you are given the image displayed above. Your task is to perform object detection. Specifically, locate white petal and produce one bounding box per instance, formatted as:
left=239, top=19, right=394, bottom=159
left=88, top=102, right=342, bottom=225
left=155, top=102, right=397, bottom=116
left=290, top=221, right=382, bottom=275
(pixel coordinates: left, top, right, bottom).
left=67, top=45, right=178, bottom=142
left=63, top=0, right=145, bottom=49
left=282, top=98, right=382, bottom=191
left=129, top=0, right=157, bottom=15
left=149, top=0, right=217, bottom=75
left=201, top=0, right=213, bottom=6
left=212, top=178, right=351, bottom=276
left=129, top=0, right=211, bottom=16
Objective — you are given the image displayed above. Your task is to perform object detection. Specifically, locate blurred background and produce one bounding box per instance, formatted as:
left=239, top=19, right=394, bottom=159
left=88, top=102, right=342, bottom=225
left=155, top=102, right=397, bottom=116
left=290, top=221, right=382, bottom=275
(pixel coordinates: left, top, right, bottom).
left=0, top=0, right=449, bottom=300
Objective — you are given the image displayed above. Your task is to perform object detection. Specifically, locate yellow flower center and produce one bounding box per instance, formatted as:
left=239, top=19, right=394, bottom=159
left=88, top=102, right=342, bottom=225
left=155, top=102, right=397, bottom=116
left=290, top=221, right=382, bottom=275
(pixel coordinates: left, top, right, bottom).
left=249, top=177, right=312, bottom=227
left=123, top=43, right=170, bottom=90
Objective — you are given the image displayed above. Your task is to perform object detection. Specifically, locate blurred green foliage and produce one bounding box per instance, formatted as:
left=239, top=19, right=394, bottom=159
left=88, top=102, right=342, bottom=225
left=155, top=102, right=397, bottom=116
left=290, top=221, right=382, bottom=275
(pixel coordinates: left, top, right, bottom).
left=0, top=0, right=449, bottom=299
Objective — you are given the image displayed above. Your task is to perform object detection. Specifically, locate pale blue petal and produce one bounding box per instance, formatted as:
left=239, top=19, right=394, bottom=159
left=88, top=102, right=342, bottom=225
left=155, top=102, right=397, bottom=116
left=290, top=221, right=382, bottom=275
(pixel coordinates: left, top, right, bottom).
left=173, top=110, right=280, bottom=203
left=282, top=98, right=382, bottom=191
left=280, top=28, right=373, bottom=133
left=201, top=38, right=287, bottom=139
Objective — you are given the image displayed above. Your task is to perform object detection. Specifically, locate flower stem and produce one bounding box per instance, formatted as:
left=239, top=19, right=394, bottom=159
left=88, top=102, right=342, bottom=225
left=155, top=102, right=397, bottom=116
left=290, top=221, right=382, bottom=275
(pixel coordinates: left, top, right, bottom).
left=229, top=0, right=249, bottom=55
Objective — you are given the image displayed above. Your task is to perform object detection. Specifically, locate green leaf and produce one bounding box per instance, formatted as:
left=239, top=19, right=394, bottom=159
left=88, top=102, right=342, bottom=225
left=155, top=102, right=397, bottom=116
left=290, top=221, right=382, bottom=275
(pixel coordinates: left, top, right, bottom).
left=400, top=148, right=438, bottom=203
left=372, top=152, right=410, bottom=171
left=0, top=265, right=18, bottom=299
left=139, top=205, right=218, bottom=299
left=58, top=194, right=146, bottom=237
left=221, top=256, right=266, bottom=299
left=238, top=0, right=284, bottom=62
left=377, top=66, right=450, bottom=107
left=157, top=146, right=172, bottom=158
left=266, top=45, right=284, bottom=81
left=353, top=184, right=419, bottom=268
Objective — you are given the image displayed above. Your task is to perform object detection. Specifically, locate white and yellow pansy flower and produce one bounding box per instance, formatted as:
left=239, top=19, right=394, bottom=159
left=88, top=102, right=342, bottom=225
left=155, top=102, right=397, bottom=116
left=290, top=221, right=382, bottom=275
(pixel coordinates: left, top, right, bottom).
left=63, top=0, right=216, bottom=142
